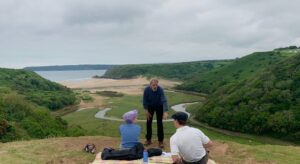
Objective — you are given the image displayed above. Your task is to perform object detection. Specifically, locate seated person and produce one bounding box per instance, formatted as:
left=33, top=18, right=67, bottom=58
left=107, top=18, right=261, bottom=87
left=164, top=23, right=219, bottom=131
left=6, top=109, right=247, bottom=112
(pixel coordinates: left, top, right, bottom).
left=119, top=110, right=141, bottom=149
left=170, top=112, right=213, bottom=164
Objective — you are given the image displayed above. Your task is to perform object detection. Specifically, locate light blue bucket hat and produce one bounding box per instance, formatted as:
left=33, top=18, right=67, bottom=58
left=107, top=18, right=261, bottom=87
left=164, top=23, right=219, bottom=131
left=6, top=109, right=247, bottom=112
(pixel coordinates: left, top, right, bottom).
left=122, top=110, right=138, bottom=123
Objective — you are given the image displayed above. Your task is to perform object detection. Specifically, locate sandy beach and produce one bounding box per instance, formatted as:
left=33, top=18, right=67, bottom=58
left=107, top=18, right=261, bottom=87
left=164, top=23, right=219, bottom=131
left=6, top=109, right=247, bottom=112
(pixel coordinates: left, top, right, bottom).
left=60, top=77, right=181, bottom=95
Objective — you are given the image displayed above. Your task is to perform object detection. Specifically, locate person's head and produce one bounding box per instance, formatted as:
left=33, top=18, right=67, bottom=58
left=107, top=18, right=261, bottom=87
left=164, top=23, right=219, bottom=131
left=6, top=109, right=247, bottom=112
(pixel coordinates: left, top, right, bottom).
left=150, top=79, right=159, bottom=91
left=122, top=110, right=138, bottom=124
left=171, top=112, right=188, bottom=128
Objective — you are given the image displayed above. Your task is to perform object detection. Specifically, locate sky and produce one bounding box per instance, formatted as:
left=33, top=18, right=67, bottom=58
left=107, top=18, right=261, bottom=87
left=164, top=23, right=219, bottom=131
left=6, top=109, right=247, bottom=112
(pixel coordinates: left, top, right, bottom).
left=0, top=0, right=300, bottom=68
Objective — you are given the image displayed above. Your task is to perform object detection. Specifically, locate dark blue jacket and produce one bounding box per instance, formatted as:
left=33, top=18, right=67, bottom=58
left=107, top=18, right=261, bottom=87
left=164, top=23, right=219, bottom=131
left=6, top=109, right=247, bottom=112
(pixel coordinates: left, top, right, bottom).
left=143, top=86, right=168, bottom=112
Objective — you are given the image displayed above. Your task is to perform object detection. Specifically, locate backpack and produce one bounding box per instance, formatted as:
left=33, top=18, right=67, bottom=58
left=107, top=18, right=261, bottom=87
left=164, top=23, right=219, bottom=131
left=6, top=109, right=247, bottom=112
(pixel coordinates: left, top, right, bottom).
left=84, top=143, right=96, bottom=154
left=101, top=142, right=144, bottom=160
left=147, top=148, right=162, bottom=157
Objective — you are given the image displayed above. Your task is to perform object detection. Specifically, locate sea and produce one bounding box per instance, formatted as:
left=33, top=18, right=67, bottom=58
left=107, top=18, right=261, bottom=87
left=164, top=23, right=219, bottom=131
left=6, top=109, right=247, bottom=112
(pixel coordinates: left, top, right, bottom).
left=35, top=70, right=107, bottom=82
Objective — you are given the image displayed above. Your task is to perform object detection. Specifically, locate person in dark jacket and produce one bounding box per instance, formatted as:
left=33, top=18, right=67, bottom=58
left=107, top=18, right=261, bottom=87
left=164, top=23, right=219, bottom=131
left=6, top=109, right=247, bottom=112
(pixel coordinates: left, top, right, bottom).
left=143, top=79, right=168, bottom=148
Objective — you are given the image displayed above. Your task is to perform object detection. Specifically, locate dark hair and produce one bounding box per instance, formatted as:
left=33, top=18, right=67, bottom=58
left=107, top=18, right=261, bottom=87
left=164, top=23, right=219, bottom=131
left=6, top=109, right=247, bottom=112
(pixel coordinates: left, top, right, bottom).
left=177, top=120, right=187, bottom=126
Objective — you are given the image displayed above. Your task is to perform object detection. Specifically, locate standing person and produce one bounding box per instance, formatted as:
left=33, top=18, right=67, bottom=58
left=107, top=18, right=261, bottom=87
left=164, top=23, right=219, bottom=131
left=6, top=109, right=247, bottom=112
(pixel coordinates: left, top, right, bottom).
left=119, top=110, right=141, bottom=149
left=170, top=112, right=213, bottom=164
left=143, top=79, right=168, bottom=148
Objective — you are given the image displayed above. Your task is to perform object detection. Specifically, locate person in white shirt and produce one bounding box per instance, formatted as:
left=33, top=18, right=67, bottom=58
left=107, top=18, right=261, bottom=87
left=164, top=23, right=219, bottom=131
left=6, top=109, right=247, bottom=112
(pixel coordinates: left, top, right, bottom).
left=170, top=112, right=213, bottom=164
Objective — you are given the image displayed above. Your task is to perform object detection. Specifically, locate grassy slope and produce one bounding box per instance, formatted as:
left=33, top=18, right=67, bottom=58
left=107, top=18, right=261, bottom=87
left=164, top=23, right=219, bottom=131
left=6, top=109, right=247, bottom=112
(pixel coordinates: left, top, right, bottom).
left=1, top=135, right=300, bottom=164
left=195, top=53, right=300, bottom=141
left=0, top=91, right=299, bottom=163
left=0, top=92, right=300, bottom=163
left=61, top=92, right=300, bottom=163
left=102, top=60, right=233, bottom=80
left=0, top=136, right=119, bottom=164
left=101, top=50, right=298, bottom=94
left=0, top=68, right=78, bottom=142
left=177, top=50, right=298, bottom=93
left=0, top=68, right=76, bottom=110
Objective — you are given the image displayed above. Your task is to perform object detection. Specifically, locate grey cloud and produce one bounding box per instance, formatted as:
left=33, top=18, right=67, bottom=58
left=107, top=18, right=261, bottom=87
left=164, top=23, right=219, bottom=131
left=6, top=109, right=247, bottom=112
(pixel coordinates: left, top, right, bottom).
left=63, top=0, right=159, bottom=25
left=0, top=0, right=300, bottom=68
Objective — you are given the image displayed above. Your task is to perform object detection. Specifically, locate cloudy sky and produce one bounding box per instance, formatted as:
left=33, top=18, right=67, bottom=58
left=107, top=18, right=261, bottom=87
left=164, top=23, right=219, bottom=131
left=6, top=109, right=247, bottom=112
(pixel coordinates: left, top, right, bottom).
left=0, top=0, right=300, bottom=68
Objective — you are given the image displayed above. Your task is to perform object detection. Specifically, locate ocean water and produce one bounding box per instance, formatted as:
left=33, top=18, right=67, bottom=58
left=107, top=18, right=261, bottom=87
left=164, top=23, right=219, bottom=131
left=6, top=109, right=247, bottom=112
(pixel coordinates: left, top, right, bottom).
left=35, top=70, right=106, bottom=82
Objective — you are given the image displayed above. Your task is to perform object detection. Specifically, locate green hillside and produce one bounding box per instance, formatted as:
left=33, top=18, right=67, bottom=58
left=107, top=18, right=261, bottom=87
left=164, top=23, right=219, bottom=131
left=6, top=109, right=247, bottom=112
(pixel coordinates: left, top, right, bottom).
left=102, top=60, right=233, bottom=80
left=195, top=53, right=300, bottom=141
left=100, top=47, right=300, bottom=142
left=0, top=68, right=76, bottom=110
left=0, top=68, right=79, bottom=142
left=177, top=50, right=298, bottom=93
left=24, top=64, right=116, bottom=71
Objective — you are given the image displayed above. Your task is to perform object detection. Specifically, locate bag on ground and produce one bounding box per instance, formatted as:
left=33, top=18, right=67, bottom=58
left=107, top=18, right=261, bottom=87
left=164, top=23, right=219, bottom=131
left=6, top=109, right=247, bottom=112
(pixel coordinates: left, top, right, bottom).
left=101, top=142, right=144, bottom=160
left=147, top=148, right=162, bottom=157
left=84, top=143, right=96, bottom=154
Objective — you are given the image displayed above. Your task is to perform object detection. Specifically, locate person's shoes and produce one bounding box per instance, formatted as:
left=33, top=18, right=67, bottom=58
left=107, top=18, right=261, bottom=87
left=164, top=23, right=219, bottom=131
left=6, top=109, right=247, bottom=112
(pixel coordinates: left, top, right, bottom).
left=158, top=142, right=164, bottom=149
left=144, top=140, right=152, bottom=146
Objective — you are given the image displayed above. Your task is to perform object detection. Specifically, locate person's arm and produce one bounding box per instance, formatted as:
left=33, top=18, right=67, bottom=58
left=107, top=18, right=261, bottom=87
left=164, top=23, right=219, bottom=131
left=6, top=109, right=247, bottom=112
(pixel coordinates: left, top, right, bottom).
left=170, top=137, right=181, bottom=163
left=143, top=88, right=148, bottom=110
left=160, top=87, right=169, bottom=119
left=172, top=155, right=182, bottom=164
left=203, top=140, right=213, bottom=148
left=143, top=88, right=152, bottom=120
left=160, top=87, right=168, bottom=112
left=198, top=129, right=213, bottom=148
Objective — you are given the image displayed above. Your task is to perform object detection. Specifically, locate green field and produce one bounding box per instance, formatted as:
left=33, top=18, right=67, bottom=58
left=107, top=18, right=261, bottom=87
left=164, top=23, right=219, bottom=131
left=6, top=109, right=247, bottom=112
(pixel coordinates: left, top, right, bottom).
left=63, top=91, right=204, bottom=137
left=104, top=91, right=205, bottom=119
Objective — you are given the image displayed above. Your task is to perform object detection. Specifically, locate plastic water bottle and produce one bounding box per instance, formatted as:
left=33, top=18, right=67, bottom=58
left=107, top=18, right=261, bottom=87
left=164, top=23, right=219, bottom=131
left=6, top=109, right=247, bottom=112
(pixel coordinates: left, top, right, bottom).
left=143, top=149, right=148, bottom=163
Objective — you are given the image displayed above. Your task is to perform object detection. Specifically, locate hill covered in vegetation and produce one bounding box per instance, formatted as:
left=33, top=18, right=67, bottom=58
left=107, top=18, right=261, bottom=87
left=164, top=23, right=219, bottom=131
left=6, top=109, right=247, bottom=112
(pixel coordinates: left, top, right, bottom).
left=0, top=68, right=76, bottom=110
left=0, top=68, right=80, bottom=142
left=196, top=52, right=300, bottom=141
left=102, top=60, right=233, bottom=80
left=24, top=64, right=116, bottom=71
left=177, top=50, right=298, bottom=93
left=101, top=47, right=300, bottom=142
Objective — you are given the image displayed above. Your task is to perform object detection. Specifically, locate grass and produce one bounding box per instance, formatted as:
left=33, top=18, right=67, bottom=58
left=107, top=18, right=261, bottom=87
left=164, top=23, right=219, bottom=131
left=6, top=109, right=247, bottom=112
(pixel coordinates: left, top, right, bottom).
left=2, top=90, right=300, bottom=163
left=63, top=91, right=204, bottom=138
left=63, top=91, right=294, bottom=145
left=1, top=135, right=299, bottom=164
left=62, top=108, right=300, bottom=163
left=0, top=136, right=119, bottom=164
left=103, top=91, right=205, bottom=120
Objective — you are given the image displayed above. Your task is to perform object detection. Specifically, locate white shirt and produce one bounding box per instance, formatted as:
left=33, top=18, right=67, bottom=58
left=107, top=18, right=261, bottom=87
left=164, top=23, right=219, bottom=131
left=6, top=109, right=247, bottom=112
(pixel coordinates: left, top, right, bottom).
left=170, top=126, right=210, bottom=162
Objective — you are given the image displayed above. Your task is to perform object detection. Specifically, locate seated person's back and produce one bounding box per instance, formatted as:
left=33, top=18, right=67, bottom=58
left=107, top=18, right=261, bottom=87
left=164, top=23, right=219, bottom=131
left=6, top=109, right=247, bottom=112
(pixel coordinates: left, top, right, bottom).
left=119, top=110, right=141, bottom=149
left=170, top=112, right=213, bottom=164
left=171, top=126, right=209, bottom=162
